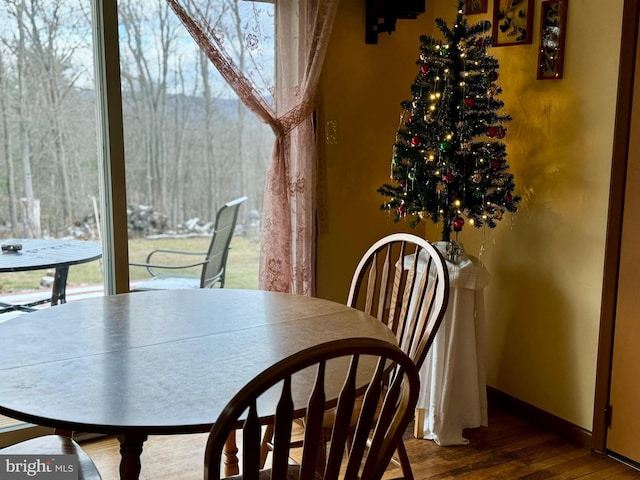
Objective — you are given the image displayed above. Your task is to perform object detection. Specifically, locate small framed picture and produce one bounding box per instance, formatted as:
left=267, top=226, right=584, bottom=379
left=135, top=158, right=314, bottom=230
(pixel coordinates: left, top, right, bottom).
left=537, top=0, right=569, bottom=79
left=465, top=0, right=488, bottom=14
left=492, top=0, right=534, bottom=46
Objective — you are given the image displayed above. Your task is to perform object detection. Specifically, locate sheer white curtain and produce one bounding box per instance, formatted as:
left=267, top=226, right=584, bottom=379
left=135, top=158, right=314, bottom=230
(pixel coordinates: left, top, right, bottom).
left=167, top=0, right=340, bottom=295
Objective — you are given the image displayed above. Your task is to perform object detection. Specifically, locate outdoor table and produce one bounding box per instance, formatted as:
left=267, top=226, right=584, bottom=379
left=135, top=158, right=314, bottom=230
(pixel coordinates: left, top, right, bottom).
left=0, top=238, right=102, bottom=313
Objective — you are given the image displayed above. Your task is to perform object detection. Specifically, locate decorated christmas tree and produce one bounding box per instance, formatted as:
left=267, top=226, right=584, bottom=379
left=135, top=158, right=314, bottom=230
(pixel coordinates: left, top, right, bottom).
left=378, top=1, right=520, bottom=242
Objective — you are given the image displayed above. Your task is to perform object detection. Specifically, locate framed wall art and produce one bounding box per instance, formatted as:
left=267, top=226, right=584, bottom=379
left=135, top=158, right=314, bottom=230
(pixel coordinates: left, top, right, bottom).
left=465, top=0, right=488, bottom=15
left=537, top=0, right=568, bottom=79
left=492, top=0, right=534, bottom=46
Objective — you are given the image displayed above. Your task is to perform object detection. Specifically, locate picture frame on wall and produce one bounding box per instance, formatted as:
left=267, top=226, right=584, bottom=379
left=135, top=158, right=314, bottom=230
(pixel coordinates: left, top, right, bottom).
left=465, top=0, right=488, bottom=14
left=492, top=0, right=534, bottom=46
left=537, top=0, right=569, bottom=79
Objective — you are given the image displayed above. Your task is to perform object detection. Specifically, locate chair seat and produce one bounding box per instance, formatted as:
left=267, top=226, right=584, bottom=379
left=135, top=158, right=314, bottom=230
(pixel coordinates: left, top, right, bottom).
left=224, top=465, right=320, bottom=480
left=134, top=274, right=201, bottom=290
left=1, top=435, right=102, bottom=480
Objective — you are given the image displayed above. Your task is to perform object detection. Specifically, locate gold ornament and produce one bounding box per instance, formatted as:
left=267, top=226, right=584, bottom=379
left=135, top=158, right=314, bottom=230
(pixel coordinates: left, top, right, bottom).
left=471, top=172, right=483, bottom=183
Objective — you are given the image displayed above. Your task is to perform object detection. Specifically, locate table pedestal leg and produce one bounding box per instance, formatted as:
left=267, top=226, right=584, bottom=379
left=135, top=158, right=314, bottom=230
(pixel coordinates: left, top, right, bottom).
left=117, top=434, right=147, bottom=480
left=51, top=266, right=70, bottom=305
left=224, top=430, right=239, bottom=476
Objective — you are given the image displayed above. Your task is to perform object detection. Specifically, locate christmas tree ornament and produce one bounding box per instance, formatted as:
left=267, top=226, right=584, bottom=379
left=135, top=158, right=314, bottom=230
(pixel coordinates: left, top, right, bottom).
left=377, top=0, right=520, bottom=242
left=439, top=141, right=452, bottom=151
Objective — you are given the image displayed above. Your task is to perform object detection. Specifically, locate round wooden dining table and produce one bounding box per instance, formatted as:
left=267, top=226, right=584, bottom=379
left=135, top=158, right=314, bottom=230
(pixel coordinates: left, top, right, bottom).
left=0, top=289, right=396, bottom=480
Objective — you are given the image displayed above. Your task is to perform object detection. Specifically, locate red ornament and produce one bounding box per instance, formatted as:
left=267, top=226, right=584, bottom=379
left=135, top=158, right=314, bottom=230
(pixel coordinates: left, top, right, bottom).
left=464, top=97, right=475, bottom=108
left=411, top=136, right=422, bottom=147
left=443, top=173, right=455, bottom=183
left=408, top=115, right=416, bottom=124
left=496, top=127, right=507, bottom=138
left=453, top=216, right=465, bottom=231
left=486, top=126, right=498, bottom=137
left=420, top=64, right=430, bottom=74
left=490, top=160, right=501, bottom=170
left=490, top=71, right=499, bottom=81
left=397, top=204, right=407, bottom=216
left=505, top=192, right=513, bottom=202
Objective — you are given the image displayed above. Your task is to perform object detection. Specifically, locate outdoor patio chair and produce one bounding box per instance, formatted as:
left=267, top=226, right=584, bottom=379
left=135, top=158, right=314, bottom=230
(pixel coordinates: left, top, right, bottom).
left=204, top=338, right=419, bottom=480
left=130, top=196, right=247, bottom=290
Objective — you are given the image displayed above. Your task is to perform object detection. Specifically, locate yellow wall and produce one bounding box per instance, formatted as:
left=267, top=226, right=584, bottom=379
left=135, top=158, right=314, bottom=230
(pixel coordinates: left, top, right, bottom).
left=317, top=0, right=624, bottom=430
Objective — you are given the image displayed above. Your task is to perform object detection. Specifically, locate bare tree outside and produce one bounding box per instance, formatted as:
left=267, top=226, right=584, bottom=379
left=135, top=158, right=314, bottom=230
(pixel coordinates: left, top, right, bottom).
left=0, top=0, right=273, bottom=246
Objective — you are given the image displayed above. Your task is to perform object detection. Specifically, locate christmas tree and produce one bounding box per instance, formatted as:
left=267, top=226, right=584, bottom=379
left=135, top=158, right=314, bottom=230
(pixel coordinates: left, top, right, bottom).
left=378, top=1, right=520, bottom=242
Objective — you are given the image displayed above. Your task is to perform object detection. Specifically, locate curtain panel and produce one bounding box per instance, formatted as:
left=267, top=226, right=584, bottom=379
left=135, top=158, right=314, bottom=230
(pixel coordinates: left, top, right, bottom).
left=167, top=0, right=340, bottom=295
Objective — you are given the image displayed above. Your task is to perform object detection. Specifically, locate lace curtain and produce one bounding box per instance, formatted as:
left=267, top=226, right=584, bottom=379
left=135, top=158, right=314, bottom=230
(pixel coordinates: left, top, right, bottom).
left=167, top=0, right=340, bottom=295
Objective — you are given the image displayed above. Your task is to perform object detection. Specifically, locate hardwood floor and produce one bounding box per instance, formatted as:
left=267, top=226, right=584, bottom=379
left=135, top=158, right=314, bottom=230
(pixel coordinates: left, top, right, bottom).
left=79, top=406, right=640, bottom=479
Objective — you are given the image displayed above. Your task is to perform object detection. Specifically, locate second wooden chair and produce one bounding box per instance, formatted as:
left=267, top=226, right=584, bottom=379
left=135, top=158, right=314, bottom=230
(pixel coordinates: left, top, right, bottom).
left=260, top=233, right=450, bottom=479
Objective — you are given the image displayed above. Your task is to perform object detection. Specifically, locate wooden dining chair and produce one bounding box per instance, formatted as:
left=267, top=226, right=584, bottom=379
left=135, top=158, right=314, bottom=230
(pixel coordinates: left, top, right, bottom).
left=130, top=196, right=247, bottom=290
left=346, top=233, right=450, bottom=372
left=1, top=432, right=102, bottom=479
left=260, top=233, right=450, bottom=479
left=344, top=233, right=449, bottom=478
left=205, top=338, right=419, bottom=480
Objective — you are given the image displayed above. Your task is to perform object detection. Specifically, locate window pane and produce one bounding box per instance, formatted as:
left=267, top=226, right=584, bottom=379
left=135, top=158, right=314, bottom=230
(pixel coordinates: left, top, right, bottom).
left=0, top=0, right=104, bottom=438
left=120, top=0, right=273, bottom=289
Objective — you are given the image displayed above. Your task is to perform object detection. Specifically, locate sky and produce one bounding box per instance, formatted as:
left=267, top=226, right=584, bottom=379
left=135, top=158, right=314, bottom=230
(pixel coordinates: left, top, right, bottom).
left=0, top=0, right=276, bottom=100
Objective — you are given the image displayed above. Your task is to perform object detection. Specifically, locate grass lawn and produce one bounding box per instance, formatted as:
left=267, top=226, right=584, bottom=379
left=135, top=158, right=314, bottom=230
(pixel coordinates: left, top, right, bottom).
left=0, top=235, right=260, bottom=294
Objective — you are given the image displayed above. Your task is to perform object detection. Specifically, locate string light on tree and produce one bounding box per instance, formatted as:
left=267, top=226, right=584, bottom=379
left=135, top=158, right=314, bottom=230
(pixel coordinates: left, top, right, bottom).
left=378, top=0, right=520, bottom=242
